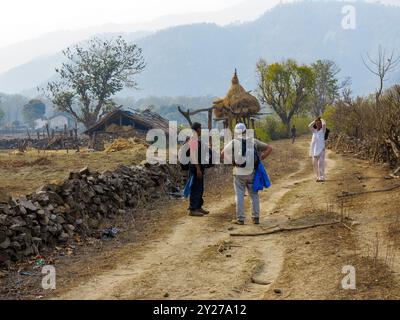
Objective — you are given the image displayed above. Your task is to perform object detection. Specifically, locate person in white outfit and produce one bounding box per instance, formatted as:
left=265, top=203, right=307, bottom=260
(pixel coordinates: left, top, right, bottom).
left=308, top=117, right=326, bottom=182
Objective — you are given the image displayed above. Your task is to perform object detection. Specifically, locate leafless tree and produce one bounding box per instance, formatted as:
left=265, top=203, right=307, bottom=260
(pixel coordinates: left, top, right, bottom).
left=362, top=45, right=400, bottom=105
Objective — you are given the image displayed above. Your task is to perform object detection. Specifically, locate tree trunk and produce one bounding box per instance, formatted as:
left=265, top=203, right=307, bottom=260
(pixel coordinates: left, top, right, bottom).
left=285, top=121, right=291, bottom=138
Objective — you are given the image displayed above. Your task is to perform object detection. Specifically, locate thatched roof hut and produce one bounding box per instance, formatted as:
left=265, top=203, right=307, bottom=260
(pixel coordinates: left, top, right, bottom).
left=83, top=109, right=169, bottom=137
left=213, top=70, right=261, bottom=120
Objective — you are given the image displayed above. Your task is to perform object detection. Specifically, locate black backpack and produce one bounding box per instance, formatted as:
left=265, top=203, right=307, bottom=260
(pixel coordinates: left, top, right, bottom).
left=233, top=139, right=260, bottom=170
left=178, top=142, right=190, bottom=171
left=179, top=141, right=214, bottom=170
left=325, top=128, right=330, bottom=141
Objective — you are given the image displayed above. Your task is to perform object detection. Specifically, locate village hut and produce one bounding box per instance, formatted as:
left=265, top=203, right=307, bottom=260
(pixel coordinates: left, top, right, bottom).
left=213, top=70, right=261, bottom=129
left=83, top=109, right=169, bottom=138
left=83, top=108, right=169, bottom=150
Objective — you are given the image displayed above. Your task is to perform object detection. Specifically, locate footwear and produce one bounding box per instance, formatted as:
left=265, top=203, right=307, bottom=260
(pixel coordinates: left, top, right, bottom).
left=189, top=210, right=204, bottom=217
left=198, top=208, right=210, bottom=215
left=252, top=217, right=260, bottom=225
left=233, top=219, right=244, bottom=225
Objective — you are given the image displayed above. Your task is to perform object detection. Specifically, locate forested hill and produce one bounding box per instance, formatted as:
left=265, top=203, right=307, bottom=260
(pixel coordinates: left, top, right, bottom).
left=0, top=1, right=399, bottom=97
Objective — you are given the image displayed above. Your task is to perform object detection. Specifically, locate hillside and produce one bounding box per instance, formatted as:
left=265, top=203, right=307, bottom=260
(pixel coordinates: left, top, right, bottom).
left=0, top=1, right=400, bottom=97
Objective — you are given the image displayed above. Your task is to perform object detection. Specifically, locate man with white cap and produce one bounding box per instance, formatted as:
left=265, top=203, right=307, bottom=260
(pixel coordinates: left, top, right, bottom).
left=221, top=123, right=273, bottom=225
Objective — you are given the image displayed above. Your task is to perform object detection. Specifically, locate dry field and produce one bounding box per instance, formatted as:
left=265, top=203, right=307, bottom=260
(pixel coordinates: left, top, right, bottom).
left=0, top=141, right=147, bottom=197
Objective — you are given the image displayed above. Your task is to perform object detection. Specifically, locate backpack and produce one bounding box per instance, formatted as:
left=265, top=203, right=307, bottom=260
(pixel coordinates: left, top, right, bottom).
left=178, top=143, right=190, bottom=171
left=178, top=141, right=214, bottom=170
left=325, top=128, right=330, bottom=141
left=233, top=139, right=260, bottom=170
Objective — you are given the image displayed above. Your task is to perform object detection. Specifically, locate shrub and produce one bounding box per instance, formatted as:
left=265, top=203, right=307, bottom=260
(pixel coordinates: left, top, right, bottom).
left=255, top=115, right=312, bottom=141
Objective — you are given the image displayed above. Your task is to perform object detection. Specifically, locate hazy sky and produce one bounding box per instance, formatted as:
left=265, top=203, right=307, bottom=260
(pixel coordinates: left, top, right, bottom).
left=1, top=0, right=399, bottom=49
left=0, top=0, right=246, bottom=47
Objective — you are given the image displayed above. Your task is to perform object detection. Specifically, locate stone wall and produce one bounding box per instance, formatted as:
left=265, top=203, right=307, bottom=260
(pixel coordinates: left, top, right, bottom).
left=327, top=133, right=375, bottom=161
left=0, top=163, right=183, bottom=267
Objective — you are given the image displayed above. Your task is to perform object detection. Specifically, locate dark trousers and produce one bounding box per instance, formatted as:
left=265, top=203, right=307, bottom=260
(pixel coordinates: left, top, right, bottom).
left=189, top=167, right=204, bottom=210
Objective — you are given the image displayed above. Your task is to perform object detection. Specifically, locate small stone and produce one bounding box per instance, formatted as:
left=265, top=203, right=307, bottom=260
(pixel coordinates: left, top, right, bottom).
left=93, top=185, right=104, bottom=194
left=163, top=293, right=169, bottom=298
left=56, top=216, right=65, bottom=224
left=11, top=241, right=21, bottom=251
left=88, top=218, right=100, bottom=229
left=19, top=199, right=38, bottom=211
left=0, top=237, right=10, bottom=249
left=17, top=206, right=27, bottom=215
left=0, top=231, right=6, bottom=243
left=0, top=214, right=9, bottom=225
left=37, top=210, right=45, bottom=217
left=40, top=216, right=49, bottom=226
left=80, top=166, right=90, bottom=175
left=274, top=289, right=282, bottom=294
left=65, top=224, right=75, bottom=232
left=58, top=232, right=69, bottom=243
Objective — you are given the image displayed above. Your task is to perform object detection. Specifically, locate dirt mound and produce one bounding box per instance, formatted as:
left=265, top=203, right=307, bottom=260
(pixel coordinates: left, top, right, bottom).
left=31, top=157, right=52, bottom=166
left=105, top=138, right=145, bottom=153
left=0, top=157, right=52, bottom=168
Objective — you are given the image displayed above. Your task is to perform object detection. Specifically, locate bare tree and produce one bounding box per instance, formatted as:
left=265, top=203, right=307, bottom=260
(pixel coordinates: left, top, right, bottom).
left=362, top=46, right=400, bottom=161
left=362, top=45, right=400, bottom=105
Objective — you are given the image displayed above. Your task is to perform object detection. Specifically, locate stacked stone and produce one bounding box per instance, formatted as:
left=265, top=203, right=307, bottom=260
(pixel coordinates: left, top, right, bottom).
left=0, top=163, right=183, bottom=267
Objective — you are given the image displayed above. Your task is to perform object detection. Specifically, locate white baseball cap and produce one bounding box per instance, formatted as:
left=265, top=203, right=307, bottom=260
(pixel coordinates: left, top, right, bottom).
left=234, top=123, right=247, bottom=133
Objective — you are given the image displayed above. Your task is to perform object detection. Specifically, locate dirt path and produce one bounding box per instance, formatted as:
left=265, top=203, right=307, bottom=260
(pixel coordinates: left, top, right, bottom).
left=53, top=138, right=400, bottom=300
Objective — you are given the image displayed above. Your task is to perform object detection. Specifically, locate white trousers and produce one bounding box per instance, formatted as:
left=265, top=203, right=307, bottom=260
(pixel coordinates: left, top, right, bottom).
left=312, top=149, right=325, bottom=180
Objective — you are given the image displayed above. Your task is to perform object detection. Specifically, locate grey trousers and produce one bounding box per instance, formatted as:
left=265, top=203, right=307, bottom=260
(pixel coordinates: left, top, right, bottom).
left=234, top=174, right=260, bottom=221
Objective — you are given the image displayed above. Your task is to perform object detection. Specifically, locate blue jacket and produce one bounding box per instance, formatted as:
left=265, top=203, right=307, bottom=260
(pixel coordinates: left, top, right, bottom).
left=253, top=161, right=271, bottom=192
left=183, top=174, right=194, bottom=198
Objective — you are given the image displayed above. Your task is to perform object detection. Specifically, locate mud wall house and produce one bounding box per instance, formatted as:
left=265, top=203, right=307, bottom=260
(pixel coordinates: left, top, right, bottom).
left=34, top=118, right=48, bottom=130
left=83, top=109, right=169, bottom=148
left=48, top=113, right=76, bottom=131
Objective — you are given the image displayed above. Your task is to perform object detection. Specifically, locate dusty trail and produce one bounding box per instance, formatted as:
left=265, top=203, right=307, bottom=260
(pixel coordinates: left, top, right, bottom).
left=54, top=138, right=400, bottom=300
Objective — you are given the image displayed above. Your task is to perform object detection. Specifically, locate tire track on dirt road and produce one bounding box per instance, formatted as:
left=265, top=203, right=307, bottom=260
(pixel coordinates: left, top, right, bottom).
left=56, top=140, right=315, bottom=300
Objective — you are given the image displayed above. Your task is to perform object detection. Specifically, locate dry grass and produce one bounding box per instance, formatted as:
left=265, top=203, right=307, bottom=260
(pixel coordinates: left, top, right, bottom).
left=0, top=146, right=147, bottom=197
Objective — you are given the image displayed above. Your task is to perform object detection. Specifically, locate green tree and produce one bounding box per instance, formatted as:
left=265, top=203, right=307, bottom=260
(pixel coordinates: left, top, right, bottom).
left=22, top=99, right=46, bottom=128
left=45, top=37, right=146, bottom=129
left=310, top=60, right=348, bottom=117
left=256, top=59, right=315, bottom=136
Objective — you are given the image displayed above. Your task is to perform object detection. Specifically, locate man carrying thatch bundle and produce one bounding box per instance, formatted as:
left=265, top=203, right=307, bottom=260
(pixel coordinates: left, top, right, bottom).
left=221, top=123, right=273, bottom=225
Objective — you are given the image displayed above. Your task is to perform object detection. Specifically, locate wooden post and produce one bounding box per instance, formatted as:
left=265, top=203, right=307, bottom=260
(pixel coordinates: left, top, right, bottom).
left=46, top=123, right=50, bottom=138
left=64, top=124, right=67, bottom=136
left=208, top=109, right=213, bottom=147
left=37, top=131, right=40, bottom=140
left=208, top=109, right=212, bottom=131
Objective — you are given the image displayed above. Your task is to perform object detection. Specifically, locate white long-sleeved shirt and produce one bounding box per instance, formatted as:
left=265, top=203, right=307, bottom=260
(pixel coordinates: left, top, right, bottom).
left=309, top=119, right=326, bottom=157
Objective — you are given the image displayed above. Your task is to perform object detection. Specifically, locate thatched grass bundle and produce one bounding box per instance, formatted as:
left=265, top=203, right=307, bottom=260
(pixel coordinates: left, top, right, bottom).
left=213, top=70, right=261, bottom=119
